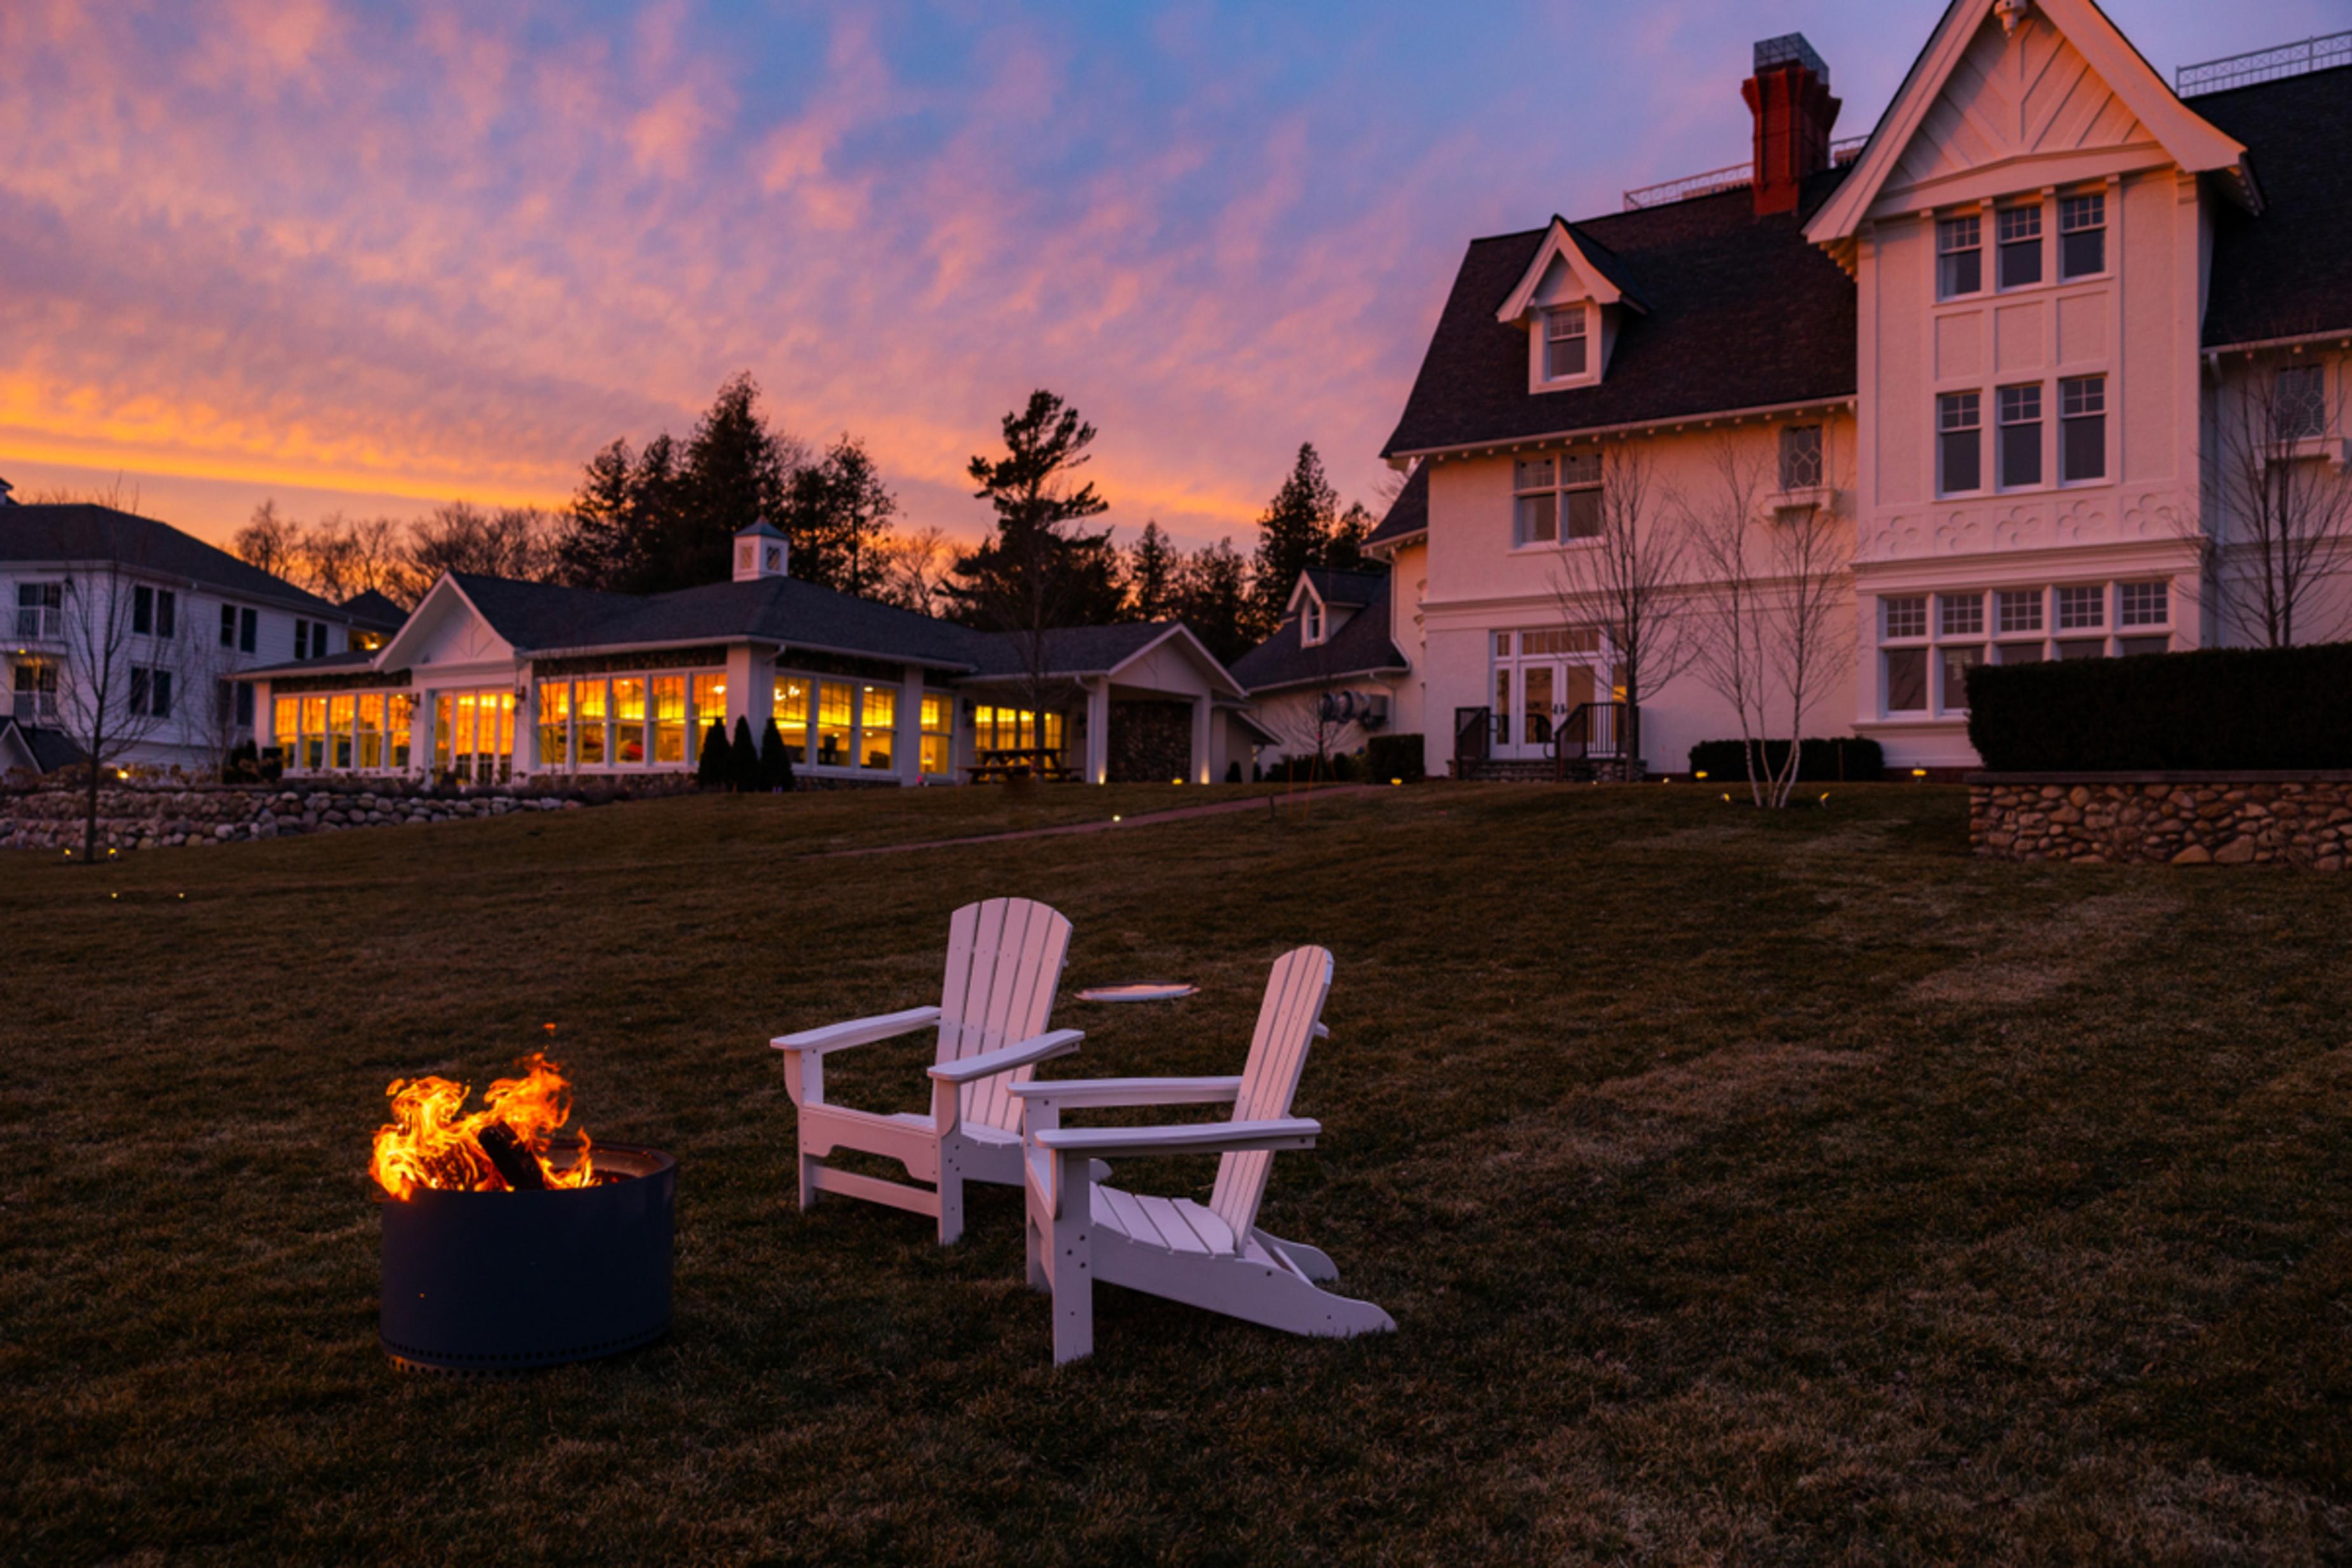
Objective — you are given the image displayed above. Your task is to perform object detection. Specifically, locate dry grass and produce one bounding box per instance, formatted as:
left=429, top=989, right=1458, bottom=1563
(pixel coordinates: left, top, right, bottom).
left=2, top=781, right=2348, bottom=1565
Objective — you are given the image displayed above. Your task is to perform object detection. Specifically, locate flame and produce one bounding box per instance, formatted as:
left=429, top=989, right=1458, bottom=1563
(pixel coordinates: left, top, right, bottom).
left=369, top=1053, right=598, bottom=1199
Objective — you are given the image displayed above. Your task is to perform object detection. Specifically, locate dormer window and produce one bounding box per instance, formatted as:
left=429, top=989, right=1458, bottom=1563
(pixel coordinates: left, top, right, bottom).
left=1302, top=596, right=1327, bottom=646
left=1544, top=308, right=1589, bottom=381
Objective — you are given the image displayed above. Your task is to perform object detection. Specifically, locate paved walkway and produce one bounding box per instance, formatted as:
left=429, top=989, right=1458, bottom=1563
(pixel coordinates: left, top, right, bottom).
left=814, top=784, right=1385, bottom=857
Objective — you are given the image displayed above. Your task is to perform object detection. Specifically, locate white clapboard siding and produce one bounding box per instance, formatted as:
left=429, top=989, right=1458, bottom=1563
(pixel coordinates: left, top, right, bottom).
left=1018, top=945, right=1393, bottom=1363
left=774, top=897, right=1077, bottom=1246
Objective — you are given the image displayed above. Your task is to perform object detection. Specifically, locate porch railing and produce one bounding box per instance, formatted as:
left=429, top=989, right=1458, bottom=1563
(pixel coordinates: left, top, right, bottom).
left=1551, top=702, right=1629, bottom=777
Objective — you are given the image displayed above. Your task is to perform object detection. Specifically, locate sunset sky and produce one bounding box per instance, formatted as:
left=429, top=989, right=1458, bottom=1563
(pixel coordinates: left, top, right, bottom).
left=1, top=0, right=2329, bottom=555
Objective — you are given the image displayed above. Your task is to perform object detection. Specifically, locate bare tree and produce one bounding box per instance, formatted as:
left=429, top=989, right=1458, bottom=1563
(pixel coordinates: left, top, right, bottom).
left=233, top=500, right=304, bottom=582
left=304, top=514, right=407, bottom=603
left=1685, top=437, right=1854, bottom=808
left=873, top=524, right=957, bottom=616
left=2206, top=351, right=2352, bottom=648
left=47, top=519, right=179, bottom=859
left=394, top=503, right=559, bottom=599
left=1547, top=444, right=1697, bottom=780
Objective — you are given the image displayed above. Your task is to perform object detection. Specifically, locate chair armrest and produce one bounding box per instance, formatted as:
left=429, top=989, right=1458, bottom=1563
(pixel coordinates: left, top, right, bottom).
left=771, top=1005, right=941, bottom=1055
left=1006, top=1076, right=1245, bottom=1108
left=1034, top=1117, right=1320, bottom=1160
left=927, top=1028, right=1084, bottom=1084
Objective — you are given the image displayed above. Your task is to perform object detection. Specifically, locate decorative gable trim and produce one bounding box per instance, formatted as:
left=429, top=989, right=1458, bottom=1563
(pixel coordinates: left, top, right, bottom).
left=1493, top=217, right=1649, bottom=324
left=1807, top=0, right=2252, bottom=257
left=371, top=573, right=514, bottom=672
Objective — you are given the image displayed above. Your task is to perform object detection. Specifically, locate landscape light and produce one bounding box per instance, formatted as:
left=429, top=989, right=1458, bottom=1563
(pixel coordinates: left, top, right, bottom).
left=1112, top=815, right=1122, bottom=822
left=1911, top=768, right=1928, bottom=781
left=1390, top=777, right=1402, bottom=786
left=1695, top=770, right=1709, bottom=781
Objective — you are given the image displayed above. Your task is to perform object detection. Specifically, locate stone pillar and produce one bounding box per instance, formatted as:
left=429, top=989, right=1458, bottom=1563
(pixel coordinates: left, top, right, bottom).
left=1191, top=692, right=1213, bottom=785
left=1084, top=678, right=1111, bottom=786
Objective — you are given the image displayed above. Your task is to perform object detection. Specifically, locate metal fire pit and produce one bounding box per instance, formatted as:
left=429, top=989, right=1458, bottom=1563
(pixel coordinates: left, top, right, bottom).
left=379, top=1142, right=675, bottom=1375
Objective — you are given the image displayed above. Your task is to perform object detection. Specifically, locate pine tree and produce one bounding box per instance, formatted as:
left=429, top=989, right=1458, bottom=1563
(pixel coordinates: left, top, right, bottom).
left=757, top=718, right=796, bottom=791
left=1250, top=443, right=1339, bottom=632
left=728, top=716, right=760, bottom=791
left=1329, top=501, right=1374, bottom=572
left=781, top=435, right=898, bottom=596
left=669, top=374, right=799, bottom=590
left=695, top=719, right=730, bottom=789
left=1128, top=519, right=1179, bottom=621
left=1172, top=538, right=1255, bottom=665
left=557, top=439, right=641, bottom=589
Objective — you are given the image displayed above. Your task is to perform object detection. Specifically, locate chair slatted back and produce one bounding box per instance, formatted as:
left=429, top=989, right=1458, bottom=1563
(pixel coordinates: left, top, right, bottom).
left=1208, top=946, right=1335, bottom=1248
left=936, top=897, right=1074, bottom=1132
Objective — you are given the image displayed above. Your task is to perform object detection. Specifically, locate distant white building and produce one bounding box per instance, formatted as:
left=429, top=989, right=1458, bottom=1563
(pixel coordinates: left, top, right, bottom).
left=1, top=501, right=370, bottom=776
left=1320, top=1, right=2352, bottom=777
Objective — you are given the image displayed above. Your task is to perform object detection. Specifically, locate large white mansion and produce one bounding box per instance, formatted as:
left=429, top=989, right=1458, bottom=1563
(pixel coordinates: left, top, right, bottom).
left=1255, top=0, right=2352, bottom=777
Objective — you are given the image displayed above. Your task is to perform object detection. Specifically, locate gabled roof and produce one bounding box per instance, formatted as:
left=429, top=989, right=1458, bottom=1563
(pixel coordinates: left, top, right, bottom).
left=0, top=719, right=84, bottom=775
left=1803, top=0, right=2253, bottom=249
left=0, top=504, right=347, bottom=617
left=1296, top=568, right=1386, bottom=611
left=1493, top=217, right=1652, bottom=322
left=1231, top=573, right=1409, bottom=695
left=2191, top=64, right=2352, bottom=348
left=1365, top=465, right=1430, bottom=552
left=1381, top=172, right=1857, bottom=460
left=339, top=589, right=409, bottom=634
left=964, top=621, right=1247, bottom=699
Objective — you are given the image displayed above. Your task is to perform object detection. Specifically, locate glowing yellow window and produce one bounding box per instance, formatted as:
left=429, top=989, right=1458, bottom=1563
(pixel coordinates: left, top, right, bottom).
left=815, top=682, right=852, bottom=768
left=690, top=672, right=725, bottom=761
left=860, top=685, right=896, bottom=770
left=327, top=695, right=355, bottom=769
left=613, top=678, right=646, bottom=765
left=355, top=692, right=383, bottom=770
left=537, top=681, right=571, bottom=771
left=773, top=677, right=809, bottom=763
left=576, top=679, right=607, bottom=766
left=300, top=696, right=328, bottom=770
left=651, top=676, right=686, bottom=766
left=387, top=693, right=414, bottom=770
left=920, top=693, right=952, bottom=775
left=273, top=696, right=297, bottom=755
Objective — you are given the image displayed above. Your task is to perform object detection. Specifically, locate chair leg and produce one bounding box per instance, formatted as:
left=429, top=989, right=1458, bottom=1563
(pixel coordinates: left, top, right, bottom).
left=938, top=1163, right=965, bottom=1246
left=1051, top=1173, right=1093, bottom=1363
left=798, top=1151, right=820, bottom=1211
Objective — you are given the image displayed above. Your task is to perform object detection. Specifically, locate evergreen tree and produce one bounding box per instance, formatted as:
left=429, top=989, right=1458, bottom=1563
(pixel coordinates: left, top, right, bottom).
left=695, top=719, right=731, bottom=789
left=1329, top=501, right=1374, bottom=572
left=1171, top=538, right=1255, bottom=665
left=757, top=718, right=797, bottom=791
left=557, top=439, right=641, bottom=589
left=728, top=716, right=761, bottom=791
left=781, top=435, right=898, bottom=597
left=1250, top=443, right=1340, bottom=634
left=1127, top=519, right=1179, bottom=621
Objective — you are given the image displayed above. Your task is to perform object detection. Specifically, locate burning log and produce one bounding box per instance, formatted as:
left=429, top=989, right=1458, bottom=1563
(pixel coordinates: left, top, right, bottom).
left=476, top=1123, right=546, bottom=1191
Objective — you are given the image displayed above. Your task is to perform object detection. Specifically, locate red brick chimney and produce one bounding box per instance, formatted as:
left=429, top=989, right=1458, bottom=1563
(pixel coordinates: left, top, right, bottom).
left=1742, top=33, right=1840, bottom=217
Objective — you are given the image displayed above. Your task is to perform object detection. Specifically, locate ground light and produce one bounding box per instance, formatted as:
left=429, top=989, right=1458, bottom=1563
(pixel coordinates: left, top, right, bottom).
left=1390, top=777, right=1402, bottom=786
left=1695, top=770, right=1709, bottom=781
left=1911, top=768, right=1929, bottom=782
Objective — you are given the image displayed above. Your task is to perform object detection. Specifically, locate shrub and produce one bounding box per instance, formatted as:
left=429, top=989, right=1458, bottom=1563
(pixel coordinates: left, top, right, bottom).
left=1365, top=733, right=1425, bottom=784
left=695, top=721, right=731, bottom=789
left=1966, top=643, right=2352, bottom=770
left=757, top=719, right=797, bottom=792
left=1225, top=761, right=1243, bottom=784
left=728, top=717, right=760, bottom=790
left=1688, top=737, right=1885, bottom=782
left=1267, top=751, right=1358, bottom=784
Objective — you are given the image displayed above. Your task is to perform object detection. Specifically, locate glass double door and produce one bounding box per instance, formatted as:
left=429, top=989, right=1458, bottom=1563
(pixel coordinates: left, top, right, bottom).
left=1493, top=659, right=1598, bottom=761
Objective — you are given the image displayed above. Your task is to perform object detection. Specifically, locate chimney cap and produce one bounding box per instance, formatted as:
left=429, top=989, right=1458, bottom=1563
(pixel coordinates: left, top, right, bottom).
left=1753, top=32, right=1829, bottom=86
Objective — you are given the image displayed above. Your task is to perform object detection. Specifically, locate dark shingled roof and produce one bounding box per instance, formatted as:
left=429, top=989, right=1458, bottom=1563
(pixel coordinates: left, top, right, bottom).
left=237, top=648, right=379, bottom=678
left=0, top=504, right=346, bottom=617
left=1365, top=464, right=1429, bottom=549
left=1302, top=568, right=1386, bottom=608
left=0, top=719, right=85, bottom=774
left=339, top=589, right=409, bottom=633
left=2191, top=64, right=2352, bottom=348
left=448, top=574, right=649, bottom=652
left=1231, top=575, right=1409, bottom=693
left=962, top=621, right=1188, bottom=679
left=1381, top=167, right=1857, bottom=458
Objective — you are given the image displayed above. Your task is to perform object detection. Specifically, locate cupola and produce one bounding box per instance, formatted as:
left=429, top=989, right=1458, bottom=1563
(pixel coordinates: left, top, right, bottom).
left=733, top=520, right=788, bottom=582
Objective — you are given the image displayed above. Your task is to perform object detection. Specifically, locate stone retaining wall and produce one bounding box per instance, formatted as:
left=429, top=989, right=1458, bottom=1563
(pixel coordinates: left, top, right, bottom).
left=1969, top=773, right=2352, bottom=868
left=0, top=784, right=592, bottom=852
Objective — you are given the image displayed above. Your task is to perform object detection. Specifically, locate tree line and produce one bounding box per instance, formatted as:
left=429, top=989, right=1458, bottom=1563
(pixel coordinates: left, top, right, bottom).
left=231, top=373, right=1385, bottom=665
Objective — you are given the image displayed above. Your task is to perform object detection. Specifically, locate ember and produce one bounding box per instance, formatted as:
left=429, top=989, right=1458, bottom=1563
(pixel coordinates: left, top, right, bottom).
left=369, top=1053, right=598, bottom=1199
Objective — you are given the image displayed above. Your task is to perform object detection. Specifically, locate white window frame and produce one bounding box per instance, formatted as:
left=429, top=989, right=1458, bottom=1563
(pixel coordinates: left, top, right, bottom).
left=1531, top=303, right=1597, bottom=390
left=2058, top=191, right=2107, bottom=281
left=1995, top=201, right=2044, bottom=292
left=1301, top=593, right=1327, bottom=647
left=1936, top=212, right=1983, bottom=300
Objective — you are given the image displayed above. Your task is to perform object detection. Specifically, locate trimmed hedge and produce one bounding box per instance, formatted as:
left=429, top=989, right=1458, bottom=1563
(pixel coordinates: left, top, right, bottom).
left=1688, top=737, right=1885, bottom=782
left=1967, top=643, right=2352, bottom=770
left=1365, top=733, right=1425, bottom=784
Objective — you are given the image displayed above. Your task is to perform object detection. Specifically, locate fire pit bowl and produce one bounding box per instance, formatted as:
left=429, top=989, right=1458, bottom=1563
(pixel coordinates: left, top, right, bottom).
left=379, top=1142, right=675, bottom=1374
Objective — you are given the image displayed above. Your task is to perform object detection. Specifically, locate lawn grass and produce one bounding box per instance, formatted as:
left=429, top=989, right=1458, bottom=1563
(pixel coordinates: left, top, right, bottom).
left=3, top=781, right=2348, bottom=1564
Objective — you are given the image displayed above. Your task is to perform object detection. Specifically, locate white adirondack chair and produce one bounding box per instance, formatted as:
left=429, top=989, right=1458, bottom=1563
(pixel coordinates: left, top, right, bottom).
left=772, top=897, right=1081, bottom=1244
left=1014, top=944, right=1393, bottom=1363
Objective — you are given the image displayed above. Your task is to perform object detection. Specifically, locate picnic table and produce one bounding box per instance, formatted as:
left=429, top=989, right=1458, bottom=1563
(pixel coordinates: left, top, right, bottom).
left=964, top=747, right=1075, bottom=782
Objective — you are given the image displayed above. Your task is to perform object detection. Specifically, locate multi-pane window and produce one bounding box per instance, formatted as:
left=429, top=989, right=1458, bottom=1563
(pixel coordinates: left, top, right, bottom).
left=537, top=681, right=572, bottom=770
left=2060, top=376, right=2106, bottom=481
left=651, top=676, right=687, bottom=765
left=575, top=678, right=607, bottom=766
left=1939, top=592, right=1983, bottom=638
left=1997, top=589, right=2045, bottom=662
left=1996, top=203, right=2042, bottom=289
left=329, top=695, right=356, bottom=769
left=2119, top=582, right=2167, bottom=627
left=16, top=583, right=63, bottom=639
left=1779, top=424, right=1823, bottom=490
left=1998, top=383, right=2042, bottom=488
left=12, top=660, right=58, bottom=721
left=2274, top=364, right=2327, bottom=440
left=2056, top=585, right=2104, bottom=630
left=1936, top=214, right=1981, bottom=298
left=155, top=590, right=175, bottom=639
left=2059, top=193, right=2105, bottom=279
left=134, top=585, right=172, bottom=636
left=1882, top=596, right=1928, bottom=639
left=293, top=618, right=312, bottom=660
left=221, top=603, right=238, bottom=646
left=814, top=682, right=854, bottom=767
left=920, top=693, right=953, bottom=776
left=1512, top=451, right=1603, bottom=545
left=238, top=608, right=257, bottom=653
left=1938, top=392, right=1982, bottom=494
left=1936, top=593, right=1985, bottom=711
left=860, top=685, right=897, bottom=770
left=127, top=666, right=172, bottom=718
left=355, top=693, right=384, bottom=770
left=1544, top=308, right=1588, bottom=380
left=774, top=677, right=809, bottom=762
left=612, top=678, right=647, bottom=765
left=691, top=673, right=725, bottom=762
